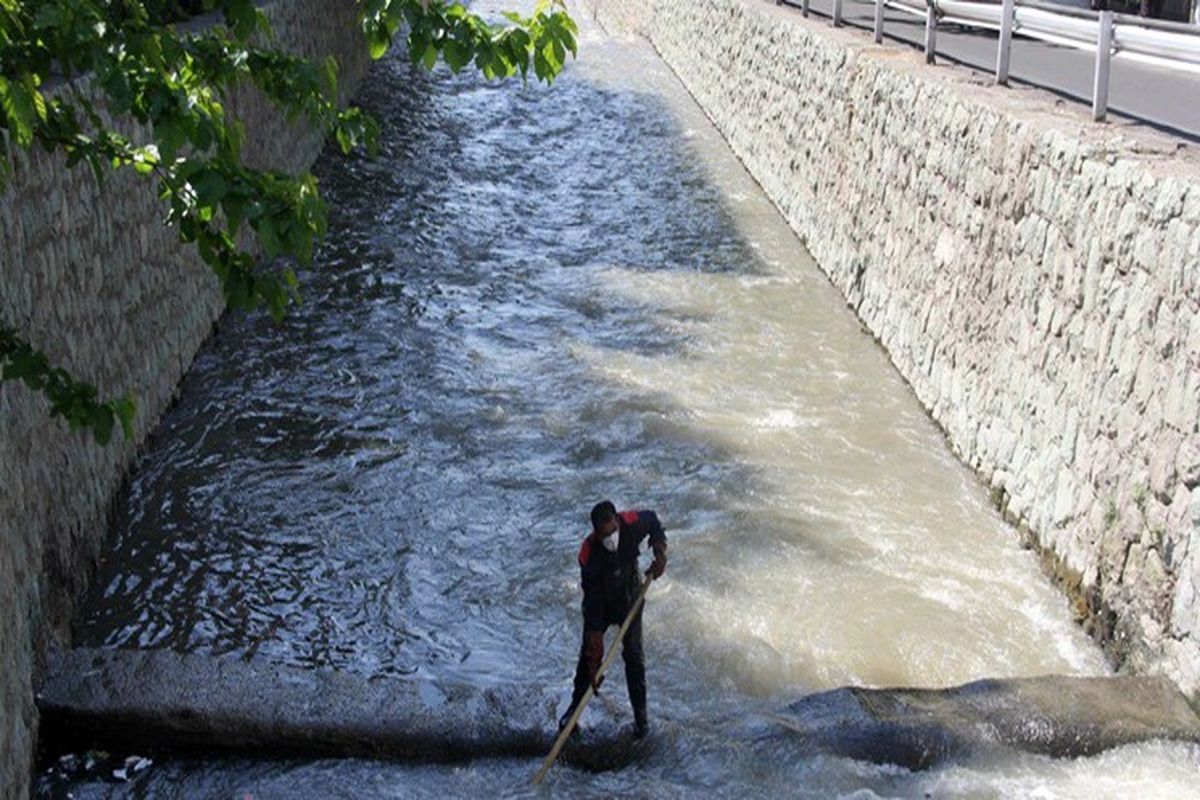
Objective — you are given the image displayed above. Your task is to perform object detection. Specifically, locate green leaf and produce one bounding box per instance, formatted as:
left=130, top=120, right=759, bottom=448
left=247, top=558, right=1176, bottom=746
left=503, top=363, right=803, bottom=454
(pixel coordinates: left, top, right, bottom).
left=0, top=75, right=40, bottom=146
left=285, top=219, right=313, bottom=265
left=443, top=40, right=472, bottom=73
left=2, top=346, right=44, bottom=386
left=111, top=395, right=137, bottom=440
left=90, top=405, right=114, bottom=446
left=283, top=267, right=302, bottom=305
left=191, top=169, right=227, bottom=208
left=321, top=56, right=339, bottom=99
left=366, top=28, right=390, bottom=59
left=226, top=0, right=259, bottom=40
left=258, top=217, right=282, bottom=259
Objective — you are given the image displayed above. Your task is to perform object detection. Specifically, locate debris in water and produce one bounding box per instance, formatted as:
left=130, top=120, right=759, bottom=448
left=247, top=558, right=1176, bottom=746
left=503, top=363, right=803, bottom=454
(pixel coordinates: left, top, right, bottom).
left=112, top=755, right=152, bottom=781
left=82, top=750, right=108, bottom=771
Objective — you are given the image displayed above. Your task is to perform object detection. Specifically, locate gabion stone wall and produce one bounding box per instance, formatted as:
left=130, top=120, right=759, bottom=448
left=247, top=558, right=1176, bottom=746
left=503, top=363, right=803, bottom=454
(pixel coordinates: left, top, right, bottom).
left=0, top=3, right=370, bottom=796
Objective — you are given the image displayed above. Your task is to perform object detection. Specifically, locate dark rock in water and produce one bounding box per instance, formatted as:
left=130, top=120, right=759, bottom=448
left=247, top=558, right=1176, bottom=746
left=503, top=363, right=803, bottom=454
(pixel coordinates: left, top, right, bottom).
left=39, top=647, right=656, bottom=773
left=38, top=647, right=553, bottom=763
left=39, top=649, right=1199, bottom=773
left=769, top=675, right=1200, bottom=770
left=559, top=720, right=654, bottom=772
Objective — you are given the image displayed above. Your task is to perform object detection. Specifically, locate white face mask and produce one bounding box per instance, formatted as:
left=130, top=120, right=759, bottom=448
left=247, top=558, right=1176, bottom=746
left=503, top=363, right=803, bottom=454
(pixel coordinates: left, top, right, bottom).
left=601, top=532, right=619, bottom=552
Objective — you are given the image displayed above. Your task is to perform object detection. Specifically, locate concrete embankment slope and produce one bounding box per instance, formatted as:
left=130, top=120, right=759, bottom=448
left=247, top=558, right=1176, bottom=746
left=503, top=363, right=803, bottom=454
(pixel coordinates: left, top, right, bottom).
left=0, top=3, right=370, bottom=795
left=586, top=0, right=1200, bottom=699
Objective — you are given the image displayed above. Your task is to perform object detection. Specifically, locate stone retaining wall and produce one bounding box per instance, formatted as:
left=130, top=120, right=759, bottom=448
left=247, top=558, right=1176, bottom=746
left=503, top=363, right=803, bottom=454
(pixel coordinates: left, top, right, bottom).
left=588, top=0, right=1200, bottom=700
left=0, top=3, right=370, bottom=795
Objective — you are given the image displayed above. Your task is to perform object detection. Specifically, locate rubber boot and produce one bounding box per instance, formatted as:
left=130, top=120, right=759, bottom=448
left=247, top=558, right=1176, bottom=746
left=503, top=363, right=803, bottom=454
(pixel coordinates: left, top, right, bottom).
left=632, top=706, right=649, bottom=740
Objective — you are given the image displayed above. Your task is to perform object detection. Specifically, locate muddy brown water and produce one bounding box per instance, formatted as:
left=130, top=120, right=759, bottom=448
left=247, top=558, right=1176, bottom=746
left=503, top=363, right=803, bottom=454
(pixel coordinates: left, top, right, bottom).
left=43, top=3, right=1200, bottom=797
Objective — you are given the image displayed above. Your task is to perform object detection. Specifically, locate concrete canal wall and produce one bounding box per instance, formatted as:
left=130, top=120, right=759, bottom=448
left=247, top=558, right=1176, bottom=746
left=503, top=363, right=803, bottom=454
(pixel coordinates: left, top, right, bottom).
left=0, top=3, right=370, bottom=795
left=588, top=0, right=1200, bottom=701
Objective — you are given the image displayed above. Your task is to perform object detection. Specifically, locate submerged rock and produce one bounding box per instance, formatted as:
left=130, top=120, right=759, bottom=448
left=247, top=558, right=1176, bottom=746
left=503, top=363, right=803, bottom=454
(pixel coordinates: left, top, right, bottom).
left=769, top=675, right=1200, bottom=770
left=38, top=647, right=553, bottom=763
left=559, top=720, right=657, bottom=772
left=39, top=649, right=1200, bottom=773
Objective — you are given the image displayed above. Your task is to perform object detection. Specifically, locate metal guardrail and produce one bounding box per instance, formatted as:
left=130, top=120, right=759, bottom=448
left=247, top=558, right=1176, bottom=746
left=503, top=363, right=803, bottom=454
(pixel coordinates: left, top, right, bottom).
left=780, top=0, right=1200, bottom=121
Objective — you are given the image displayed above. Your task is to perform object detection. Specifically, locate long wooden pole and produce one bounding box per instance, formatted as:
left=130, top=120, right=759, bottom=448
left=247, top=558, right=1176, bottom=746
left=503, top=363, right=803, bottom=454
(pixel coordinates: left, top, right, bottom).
left=532, top=573, right=655, bottom=786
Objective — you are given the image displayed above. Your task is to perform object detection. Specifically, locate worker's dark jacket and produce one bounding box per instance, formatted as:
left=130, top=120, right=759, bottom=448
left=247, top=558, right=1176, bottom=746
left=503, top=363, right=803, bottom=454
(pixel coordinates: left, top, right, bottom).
left=577, top=510, right=666, bottom=632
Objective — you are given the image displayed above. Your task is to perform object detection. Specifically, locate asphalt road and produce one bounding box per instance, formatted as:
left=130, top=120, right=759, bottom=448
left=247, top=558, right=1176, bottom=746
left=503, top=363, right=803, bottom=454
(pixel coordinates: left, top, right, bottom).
left=783, top=0, right=1200, bottom=141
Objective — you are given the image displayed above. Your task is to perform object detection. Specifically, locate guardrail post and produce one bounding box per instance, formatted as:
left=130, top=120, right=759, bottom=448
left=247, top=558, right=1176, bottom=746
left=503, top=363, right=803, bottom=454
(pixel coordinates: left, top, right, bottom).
left=924, top=0, right=937, bottom=64
left=996, top=0, right=1014, bottom=84
left=1093, top=10, right=1113, bottom=121
left=834, top=0, right=844, bottom=26
left=874, top=0, right=885, bottom=43
left=802, top=0, right=810, bottom=17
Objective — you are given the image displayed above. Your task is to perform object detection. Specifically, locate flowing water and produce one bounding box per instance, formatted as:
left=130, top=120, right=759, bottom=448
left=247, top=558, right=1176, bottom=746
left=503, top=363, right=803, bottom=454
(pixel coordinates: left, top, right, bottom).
left=45, top=3, right=1200, bottom=797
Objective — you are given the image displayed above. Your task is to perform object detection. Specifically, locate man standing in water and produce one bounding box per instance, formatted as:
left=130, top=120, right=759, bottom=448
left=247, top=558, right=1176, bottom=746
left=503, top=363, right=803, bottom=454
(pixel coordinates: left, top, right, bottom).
left=560, top=500, right=668, bottom=739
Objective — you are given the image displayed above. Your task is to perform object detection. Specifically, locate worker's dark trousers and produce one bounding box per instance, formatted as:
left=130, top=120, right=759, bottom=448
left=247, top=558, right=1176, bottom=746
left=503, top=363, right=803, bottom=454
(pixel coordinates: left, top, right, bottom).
left=568, top=608, right=645, bottom=722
